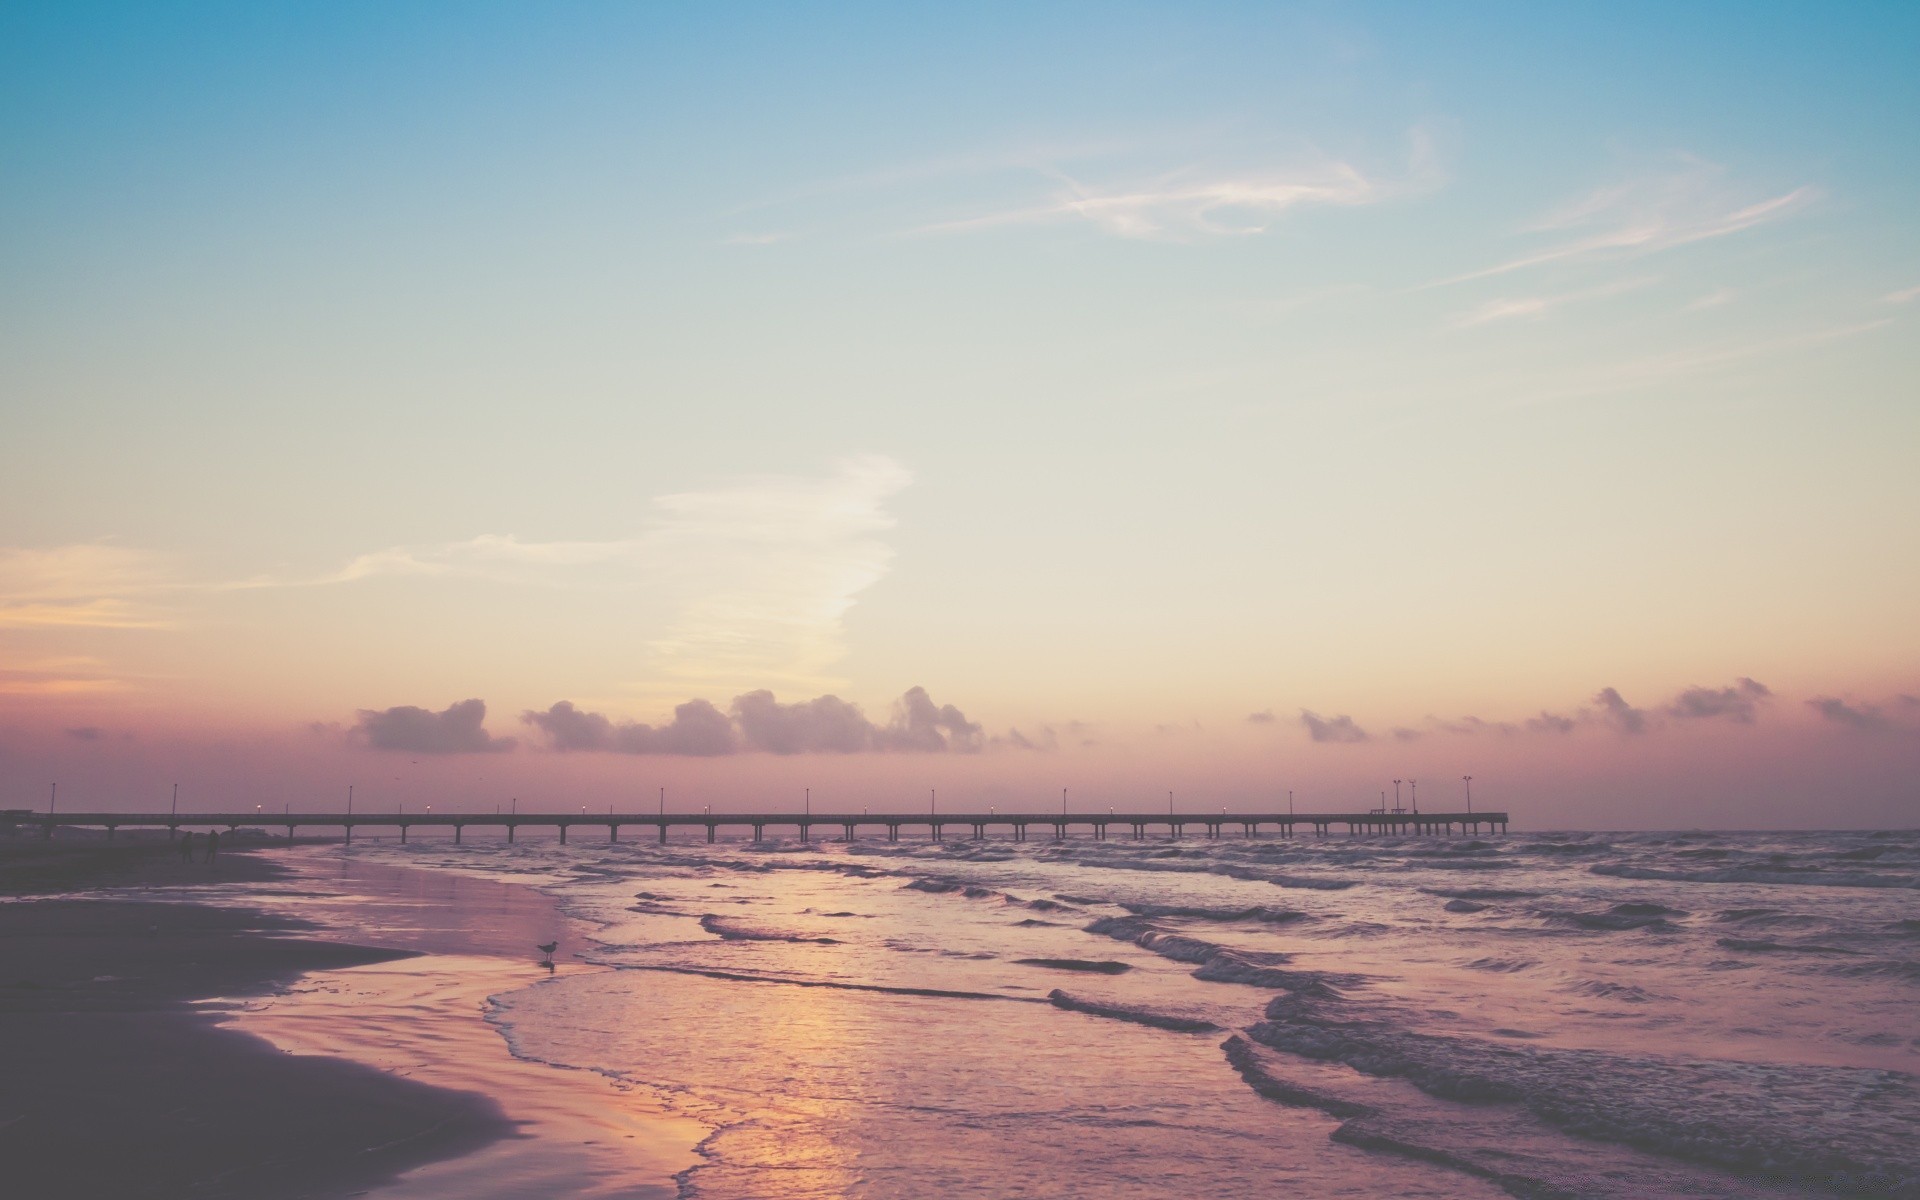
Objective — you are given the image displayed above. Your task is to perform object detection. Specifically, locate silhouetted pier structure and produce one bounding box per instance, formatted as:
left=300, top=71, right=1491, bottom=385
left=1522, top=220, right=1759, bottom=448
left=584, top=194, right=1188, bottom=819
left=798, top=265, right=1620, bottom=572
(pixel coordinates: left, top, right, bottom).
left=14, top=808, right=1509, bottom=844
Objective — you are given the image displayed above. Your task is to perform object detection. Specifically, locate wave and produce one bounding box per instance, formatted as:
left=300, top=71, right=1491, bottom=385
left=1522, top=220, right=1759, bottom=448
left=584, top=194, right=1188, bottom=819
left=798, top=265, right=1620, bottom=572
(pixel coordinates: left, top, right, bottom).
left=698, top=915, right=839, bottom=944
left=1083, top=915, right=1360, bottom=995
left=1221, top=1035, right=1373, bottom=1118
left=1245, top=995, right=1920, bottom=1195
left=1715, top=937, right=1863, bottom=957
left=614, top=962, right=1041, bottom=1003
left=1014, top=958, right=1132, bottom=974
left=1061, top=855, right=1360, bottom=890
left=1046, top=990, right=1218, bottom=1032
left=1423, top=887, right=1541, bottom=900
left=1462, top=957, right=1536, bottom=973
left=1539, top=905, right=1681, bottom=932
left=1119, top=902, right=1310, bottom=923
left=1591, top=864, right=1920, bottom=889
left=1011, top=896, right=1077, bottom=912
left=1557, top=978, right=1656, bottom=1003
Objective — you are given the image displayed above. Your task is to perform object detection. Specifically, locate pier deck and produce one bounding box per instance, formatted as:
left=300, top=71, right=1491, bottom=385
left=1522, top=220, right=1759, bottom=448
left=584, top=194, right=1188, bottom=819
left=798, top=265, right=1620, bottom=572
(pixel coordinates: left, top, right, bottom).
left=10, top=809, right=1508, bottom=844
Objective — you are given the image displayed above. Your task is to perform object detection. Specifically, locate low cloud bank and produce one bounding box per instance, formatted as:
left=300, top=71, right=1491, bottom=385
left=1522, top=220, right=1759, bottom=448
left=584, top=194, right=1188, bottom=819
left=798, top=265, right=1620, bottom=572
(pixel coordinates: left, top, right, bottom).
left=1300, top=711, right=1368, bottom=743
left=1286, top=676, right=1794, bottom=746
left=1807, top=696, right=1893, bottom=733
left=523, top=686, right=983, bottom=756
left=1668, top=678, right=1771, bottom=723
left=355, top=699, right=516, bottom=754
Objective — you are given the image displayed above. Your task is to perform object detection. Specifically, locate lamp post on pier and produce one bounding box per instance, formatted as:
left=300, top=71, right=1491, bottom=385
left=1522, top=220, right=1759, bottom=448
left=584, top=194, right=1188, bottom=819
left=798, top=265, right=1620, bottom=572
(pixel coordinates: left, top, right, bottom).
left=1463, top=775, right=1473, bottom=814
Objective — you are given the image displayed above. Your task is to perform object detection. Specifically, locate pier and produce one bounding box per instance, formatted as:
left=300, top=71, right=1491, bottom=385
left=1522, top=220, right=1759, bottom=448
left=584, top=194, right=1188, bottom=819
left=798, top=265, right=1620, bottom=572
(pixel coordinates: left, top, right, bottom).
left=10, top=809, right=1508, bottom=844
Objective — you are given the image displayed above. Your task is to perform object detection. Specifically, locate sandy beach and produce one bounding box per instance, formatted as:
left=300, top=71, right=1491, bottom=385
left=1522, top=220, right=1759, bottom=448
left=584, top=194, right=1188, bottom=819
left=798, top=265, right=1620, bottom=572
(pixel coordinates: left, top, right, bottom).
left=0, top=840, right=700, bottom=1200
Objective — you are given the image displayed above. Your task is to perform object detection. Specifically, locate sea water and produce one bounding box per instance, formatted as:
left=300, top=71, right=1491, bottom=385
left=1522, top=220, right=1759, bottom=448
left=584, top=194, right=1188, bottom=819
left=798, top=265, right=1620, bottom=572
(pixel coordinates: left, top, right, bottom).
left=335, top=829, right=1920, bottom=1198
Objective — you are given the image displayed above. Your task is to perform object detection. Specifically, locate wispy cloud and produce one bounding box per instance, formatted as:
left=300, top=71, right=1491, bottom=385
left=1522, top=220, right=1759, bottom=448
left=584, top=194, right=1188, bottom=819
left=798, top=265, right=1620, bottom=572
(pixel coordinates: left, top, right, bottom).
left=1506, top=317, right=1894, bottom=408
left=1453, top=276, right=1657, bottom=328
left=722, top=231, right=788, bottom=247
left=1438, top=159, right=1816, bottom=286
left=1884, top=284, right=1920, bottom=304
left=913, top=127, right=1439, bottom=243
left=339, top=456, right=916, bottom=691
left=1685, top=286, right=1738, bottom=311
left=0, top=655, right=133, bottom=696
left=0, top=544, right=174, bottom=629
left=2, top=458, right=913, bottom=695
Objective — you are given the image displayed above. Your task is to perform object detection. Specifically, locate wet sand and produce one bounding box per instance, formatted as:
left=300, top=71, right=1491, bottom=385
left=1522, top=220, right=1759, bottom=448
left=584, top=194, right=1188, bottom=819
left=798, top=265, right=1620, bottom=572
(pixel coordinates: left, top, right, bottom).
left=0, top=842, right=700, bottom=1199
left=227, top=853, right=705, bottom=1199
left=0, top=888, right=512, bottom=1199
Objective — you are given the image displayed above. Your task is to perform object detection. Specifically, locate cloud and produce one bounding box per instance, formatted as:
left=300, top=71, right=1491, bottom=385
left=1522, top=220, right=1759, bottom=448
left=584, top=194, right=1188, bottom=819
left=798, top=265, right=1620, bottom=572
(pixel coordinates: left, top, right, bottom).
left=1390, top=727, right=1423, bottom=742
left=1433, top=715, right=1520, bottom=736
left=9, top=459, right=915, bottom=699
left=997, top=726, right=1059, bottom=752
left=1246, top=710, right=1277, bottom=725
left=1686, top=287, right=1738, bottom=311
left=1300, top=710, right=1369, bottom=743
left=324, top=458, right=915, bottom=694
left=1524, top=711, right=1578, bottom=735
left=1806, top=697, right=1892, bottom=733
left=1453, top=276, right=1657, bottom=328
left=1438, top=159, right=1815, bottom=286
left=1884, top=284, right=1920, bottom=304
left=1510, top=317, right=1895, bottom=407
left=722, top=231, right=788, bottom=246
left=916, top=127, right=1438, bottom=243
left=0, top=656, right=133, bottom=696
left=523, top=698, right=736, bottom=756
left=0, top=544, right=173, bottom=629
left=354, top=699, right=515, bottom=754
left=731, top=690, right=873, bottom=754
left=1667, top=678, right=1771, bottom=723
left=64, top=726, right=107, bottom=741
left=876, top=686, right=986, bottom=752
left=522, top=686, right=982, bottom=756
left=1592, top=687, right=1650, bottom=735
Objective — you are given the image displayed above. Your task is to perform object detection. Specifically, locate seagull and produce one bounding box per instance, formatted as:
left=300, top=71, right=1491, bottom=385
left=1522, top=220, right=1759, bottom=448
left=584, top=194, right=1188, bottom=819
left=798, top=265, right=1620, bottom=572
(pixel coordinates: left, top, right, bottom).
left=536, top=940, right=558, bottom=965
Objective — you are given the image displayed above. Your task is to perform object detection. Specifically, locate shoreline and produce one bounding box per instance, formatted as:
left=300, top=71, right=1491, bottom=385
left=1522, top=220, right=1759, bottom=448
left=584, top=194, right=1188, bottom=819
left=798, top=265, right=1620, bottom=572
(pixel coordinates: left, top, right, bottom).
left=0, top=841, right=701, bottom=1200
left=231, top=848, right=704, bottom=1199
left=0, top=844, right=516, bottom=1200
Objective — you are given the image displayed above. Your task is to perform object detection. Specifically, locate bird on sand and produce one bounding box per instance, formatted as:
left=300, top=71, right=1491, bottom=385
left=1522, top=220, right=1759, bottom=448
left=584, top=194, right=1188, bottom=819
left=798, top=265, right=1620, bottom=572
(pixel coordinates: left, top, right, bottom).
left=537, top=940, right=558, bottom=964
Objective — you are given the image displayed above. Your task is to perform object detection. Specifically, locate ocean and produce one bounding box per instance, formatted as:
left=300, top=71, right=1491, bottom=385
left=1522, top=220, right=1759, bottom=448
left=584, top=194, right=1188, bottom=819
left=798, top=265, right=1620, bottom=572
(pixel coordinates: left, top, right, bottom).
left=265, top=828, right=1920, bottom=1198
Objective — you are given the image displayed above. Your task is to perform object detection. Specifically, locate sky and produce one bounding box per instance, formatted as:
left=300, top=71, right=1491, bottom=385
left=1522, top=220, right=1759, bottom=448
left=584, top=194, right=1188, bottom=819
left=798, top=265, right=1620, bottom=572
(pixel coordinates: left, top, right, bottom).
left=2, top=2, right=1917, bottom=827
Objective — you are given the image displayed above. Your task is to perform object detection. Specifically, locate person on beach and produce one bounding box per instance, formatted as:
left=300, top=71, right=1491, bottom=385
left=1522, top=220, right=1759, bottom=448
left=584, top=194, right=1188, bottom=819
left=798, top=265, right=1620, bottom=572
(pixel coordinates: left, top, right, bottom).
left=179, top=831, right=193, bottom=862
left=205, top=830, right=218, bottom=862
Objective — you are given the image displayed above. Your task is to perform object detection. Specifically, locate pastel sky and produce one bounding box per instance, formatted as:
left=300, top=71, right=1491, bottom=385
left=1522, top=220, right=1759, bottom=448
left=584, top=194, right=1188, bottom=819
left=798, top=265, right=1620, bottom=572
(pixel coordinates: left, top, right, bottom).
left=3, top=2, right=1917, bottom=827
